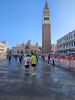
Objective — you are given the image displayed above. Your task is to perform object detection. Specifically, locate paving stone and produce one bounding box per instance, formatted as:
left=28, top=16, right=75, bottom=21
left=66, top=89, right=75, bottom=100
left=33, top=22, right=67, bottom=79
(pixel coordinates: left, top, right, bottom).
left=0, top=58, right=75, bottom=100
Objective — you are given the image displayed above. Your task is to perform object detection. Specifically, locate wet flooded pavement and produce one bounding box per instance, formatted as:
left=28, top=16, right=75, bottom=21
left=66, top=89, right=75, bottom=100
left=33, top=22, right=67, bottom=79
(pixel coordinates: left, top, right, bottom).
left=0, top=58, right=75, bottom=100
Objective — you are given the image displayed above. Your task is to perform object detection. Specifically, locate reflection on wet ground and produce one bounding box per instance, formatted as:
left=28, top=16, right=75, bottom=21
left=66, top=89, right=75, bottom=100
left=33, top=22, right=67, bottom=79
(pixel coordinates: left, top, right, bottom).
left=0, top=58, right=75, bottom=100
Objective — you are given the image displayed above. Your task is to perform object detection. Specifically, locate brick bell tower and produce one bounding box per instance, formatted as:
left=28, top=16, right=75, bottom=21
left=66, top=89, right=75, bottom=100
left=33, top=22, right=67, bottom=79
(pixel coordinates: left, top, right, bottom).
left=42, top=0, right=51, bottom=53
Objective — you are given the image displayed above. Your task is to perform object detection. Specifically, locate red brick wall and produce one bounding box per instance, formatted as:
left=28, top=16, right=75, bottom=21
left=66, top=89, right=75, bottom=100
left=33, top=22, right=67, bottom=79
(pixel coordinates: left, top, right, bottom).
left=42, top=24, right=51, bottom=53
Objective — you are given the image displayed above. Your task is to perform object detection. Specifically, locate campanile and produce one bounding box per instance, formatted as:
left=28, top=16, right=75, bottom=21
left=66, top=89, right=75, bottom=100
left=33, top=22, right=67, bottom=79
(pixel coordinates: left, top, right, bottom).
left=42, top=0, right=51, bottom=53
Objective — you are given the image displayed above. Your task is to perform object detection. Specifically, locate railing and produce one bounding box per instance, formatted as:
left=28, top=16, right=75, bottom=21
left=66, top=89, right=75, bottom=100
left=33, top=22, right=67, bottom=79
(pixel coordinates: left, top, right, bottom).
left=52, top=56, right=75, bottom=68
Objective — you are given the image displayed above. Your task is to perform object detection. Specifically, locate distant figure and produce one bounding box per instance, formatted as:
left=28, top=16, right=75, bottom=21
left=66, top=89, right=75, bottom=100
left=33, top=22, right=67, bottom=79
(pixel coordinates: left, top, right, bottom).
left=14, top=54, right=18, bottom=61
left=19, top=55, right=23, bottom=64
left=42, top=55, right=45, bottom=61
left=52, top=58, right=55, bottom=66
left=17, top=56, right=19, bottom=66
left=24, top=54, right=30, bottom=76
left=36, top=54, right=38, bottom=63
left=8, top=55, right=12, bottom=63
left=48, top=54, right=50, bottom=65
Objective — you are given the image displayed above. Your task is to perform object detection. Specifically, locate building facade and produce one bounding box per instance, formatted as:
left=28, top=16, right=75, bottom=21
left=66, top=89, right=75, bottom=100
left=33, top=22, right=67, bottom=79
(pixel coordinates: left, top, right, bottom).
left=11, top=40, right=41, bottom=54
left=51, top=44, right=57, bottom=53
left=12, top=43, right=25, bottom=55
left=0, top=41, right=7, bottom=57
left=42, top=0, right=51, bottom=53
left=57, top=30, right=75, bottom=53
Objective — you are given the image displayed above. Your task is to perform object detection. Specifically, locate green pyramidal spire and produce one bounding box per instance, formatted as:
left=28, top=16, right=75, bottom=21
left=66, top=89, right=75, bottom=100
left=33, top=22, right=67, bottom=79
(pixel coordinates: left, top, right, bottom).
left=44, top=0, right=49, bottom=10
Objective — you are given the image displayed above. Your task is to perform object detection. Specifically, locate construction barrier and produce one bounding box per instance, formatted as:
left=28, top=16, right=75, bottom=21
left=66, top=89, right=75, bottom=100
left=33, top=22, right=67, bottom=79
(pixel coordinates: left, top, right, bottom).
left=51, top=56, right=75, bottom=68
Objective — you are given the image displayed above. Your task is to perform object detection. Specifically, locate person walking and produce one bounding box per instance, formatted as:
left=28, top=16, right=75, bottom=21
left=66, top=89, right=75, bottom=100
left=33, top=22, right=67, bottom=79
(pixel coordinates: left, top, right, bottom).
left=36, top=54, right=38, bottom=62
left=52, top=58, right=55, bottom=66
left=48, top=54, right=50, bottom=65
left=8, top=54, right=12, bottom=63
left=24, top=54, right=30, bottom=76
left=19, top=55, right=23, bottom=65
left=17, top=56, right=19, bottom=66
left=42, top=55, right=45, bottom=61
left=31, top=53, right=37, bottom=75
